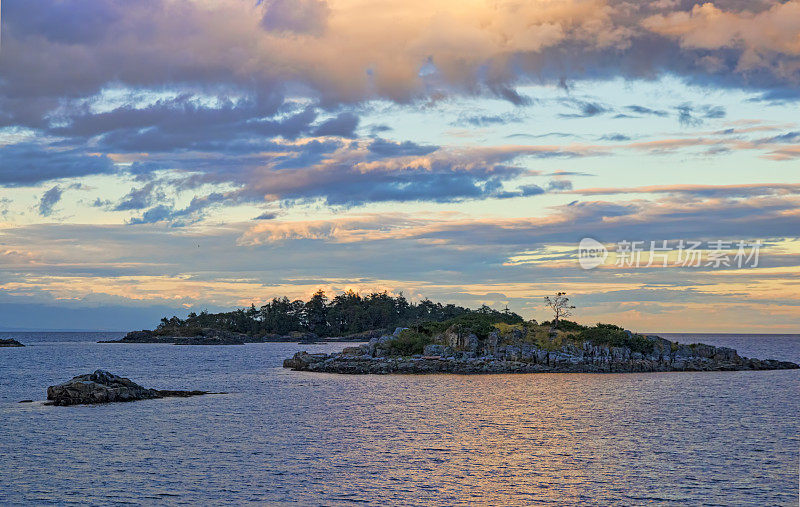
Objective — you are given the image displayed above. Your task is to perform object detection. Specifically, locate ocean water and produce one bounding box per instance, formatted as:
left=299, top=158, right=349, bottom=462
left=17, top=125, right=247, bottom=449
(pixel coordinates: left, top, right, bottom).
left=1, top=332, right=798, bottom=506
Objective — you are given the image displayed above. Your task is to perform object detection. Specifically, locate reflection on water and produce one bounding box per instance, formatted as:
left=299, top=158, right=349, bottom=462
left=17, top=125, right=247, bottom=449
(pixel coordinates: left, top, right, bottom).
left=1, top=333, right=798, bottom=505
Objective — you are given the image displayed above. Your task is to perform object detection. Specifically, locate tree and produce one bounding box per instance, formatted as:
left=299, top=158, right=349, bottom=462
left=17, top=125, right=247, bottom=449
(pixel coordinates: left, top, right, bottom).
left=304, top=289, right=330, bottom=335
left=544, top=292, right=575, bottom=329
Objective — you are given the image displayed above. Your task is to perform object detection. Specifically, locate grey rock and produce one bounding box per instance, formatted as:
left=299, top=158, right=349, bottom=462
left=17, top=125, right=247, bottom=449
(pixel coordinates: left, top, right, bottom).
left=423, top=344, right=454, bottom=356
left=46, top=370, right=211, bottom=406
left=282, top=333, right=799, bottom=375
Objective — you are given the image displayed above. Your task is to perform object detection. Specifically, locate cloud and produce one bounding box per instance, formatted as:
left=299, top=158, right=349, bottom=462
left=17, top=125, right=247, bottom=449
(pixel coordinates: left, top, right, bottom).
left=126, top=142, right=596, bottom=217
left=625, top=105, right=669, bottom=117
left=457, top=113, right=523, bottom=127
left=52, top=95, right=316, bottom=153
left=642, top=1, right=800, bottom=74
left=260, top=0, right=331, bottom=35
left=114, top=182, right=164, bottom=211
left=600, top=133, right=631, bottom=141
left=129, top=192, right=228, bottom=225
left=559, top=100, right=611, bottom=118
left=570, top=182, right=800, bottom=197
left=367, top=138, right=438, bottom=157
left=677, top=103, right=726, bottom=126
left=0, top=143, right=115, bottom=186
left=547, top=180, right=574, bottom=192
left=237, top=189, right=800, bottom=249
left=219, top=143, right=596, bottom=205
left=3, top=0, right=800, bottom=127
left=38, top=185, right=63, bottom=216
left=310, top=111, right=359, bottom=137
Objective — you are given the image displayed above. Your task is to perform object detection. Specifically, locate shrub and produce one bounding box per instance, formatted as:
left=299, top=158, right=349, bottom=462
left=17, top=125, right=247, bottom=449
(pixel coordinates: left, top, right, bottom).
left=576, top=324, right=652, bottom=354
left=541, top=319, right=586, bottom=332
left=531, top=328, right=565, bottom=351
left=493, top=322, right=523, bottom=335
left=413, top=311, right=523, bottom=339
left=388, top=329, right=433, bottom=356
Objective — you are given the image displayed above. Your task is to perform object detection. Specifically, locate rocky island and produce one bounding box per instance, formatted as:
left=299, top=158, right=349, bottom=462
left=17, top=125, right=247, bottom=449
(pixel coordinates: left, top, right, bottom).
left=284, top=318, right=800, bottom=374
left=1, top=338, right=25, bottom=347
left=46, top=370, right=216, bottom=405
left=107, top=291, right=517, bottom=345
left=100, top=328, right=365, bottom=345
left=101, top=328, right=250, bottom=345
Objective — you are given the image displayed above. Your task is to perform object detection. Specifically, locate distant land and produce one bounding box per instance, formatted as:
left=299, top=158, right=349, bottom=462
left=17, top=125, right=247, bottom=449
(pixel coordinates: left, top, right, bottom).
left=0, top=328, right=124, bottom=333
left=103, top=290, right=521, bottom=345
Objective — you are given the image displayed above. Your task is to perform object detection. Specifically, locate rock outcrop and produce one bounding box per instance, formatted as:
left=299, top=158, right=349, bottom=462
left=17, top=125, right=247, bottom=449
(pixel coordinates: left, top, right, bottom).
left=284, top=331, right=799, bottom=375
left=46, top=370, right=213, bottom=406
left=98, top=328, right=368, bottom=345
left=0, top=338, right=24, bottom=347
left=100, top=328, right=246, bottom=345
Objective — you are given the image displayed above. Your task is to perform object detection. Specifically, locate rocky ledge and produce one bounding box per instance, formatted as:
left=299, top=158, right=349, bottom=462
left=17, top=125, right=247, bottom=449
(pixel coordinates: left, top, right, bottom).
left=102, top=328, right=383, bottom=345
left=46, top=370, right=215, bottom=406
left=0, top=338, right=25, bottom=347
left=284, top=327, right=799, bottom=375
left=100, top=328, right=247, bottom=345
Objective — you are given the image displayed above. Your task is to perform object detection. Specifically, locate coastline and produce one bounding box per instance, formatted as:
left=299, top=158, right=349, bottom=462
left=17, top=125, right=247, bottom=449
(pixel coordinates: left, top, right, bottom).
left=284, top=328, right=800, bottom=375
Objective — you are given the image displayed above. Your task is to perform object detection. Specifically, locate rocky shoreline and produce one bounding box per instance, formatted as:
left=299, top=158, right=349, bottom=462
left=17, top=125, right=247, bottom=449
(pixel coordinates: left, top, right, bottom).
left=101, top=328, right=382, bottom=345
left=284, top=328, right=800, bottom=375
left=0, top=338, right=25, bottom=347
left=46, top=370, right=217, bottom=406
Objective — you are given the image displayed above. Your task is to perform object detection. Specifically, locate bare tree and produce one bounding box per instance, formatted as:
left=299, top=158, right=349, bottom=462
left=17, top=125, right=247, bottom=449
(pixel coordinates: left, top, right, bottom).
left=544, top=292, right=575, bottom=329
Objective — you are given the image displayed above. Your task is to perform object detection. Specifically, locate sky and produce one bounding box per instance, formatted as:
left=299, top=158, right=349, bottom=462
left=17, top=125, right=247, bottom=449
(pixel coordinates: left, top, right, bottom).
left=0, top=0, right=799, bottom=332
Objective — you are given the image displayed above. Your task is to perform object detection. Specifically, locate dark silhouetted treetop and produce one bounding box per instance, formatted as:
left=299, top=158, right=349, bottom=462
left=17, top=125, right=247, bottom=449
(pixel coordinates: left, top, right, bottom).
left=153, top=290, right=523, bottom=338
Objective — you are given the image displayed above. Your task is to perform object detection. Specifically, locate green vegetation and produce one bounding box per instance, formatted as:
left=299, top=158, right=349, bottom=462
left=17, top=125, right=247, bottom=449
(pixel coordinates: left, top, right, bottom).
left=492, top=321, right=654, bottom=354
left=388, top=329, right=434, bottom=356
left=153, top=290, right=524, bottom=339
left=411, top=309, right=523, bottom=338
left=540, top=319, right=584, bottom=332
left=575, top=324, right=653, bottom=354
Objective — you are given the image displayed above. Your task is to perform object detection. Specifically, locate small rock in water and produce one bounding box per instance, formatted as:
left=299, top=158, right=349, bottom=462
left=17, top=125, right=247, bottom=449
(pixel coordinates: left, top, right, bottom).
left=0, top=338, right=25, bottom=347
left=46, top=370, right=214, bottom=406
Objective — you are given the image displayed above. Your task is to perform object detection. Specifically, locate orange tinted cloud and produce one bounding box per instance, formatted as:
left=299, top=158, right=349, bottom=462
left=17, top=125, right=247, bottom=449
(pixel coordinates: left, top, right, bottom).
left=643, top=1, right=800, bottom=72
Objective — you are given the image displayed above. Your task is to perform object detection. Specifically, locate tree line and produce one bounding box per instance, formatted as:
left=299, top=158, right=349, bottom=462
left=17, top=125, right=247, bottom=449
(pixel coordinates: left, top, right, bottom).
left=156, top=290, right=522, bottom=338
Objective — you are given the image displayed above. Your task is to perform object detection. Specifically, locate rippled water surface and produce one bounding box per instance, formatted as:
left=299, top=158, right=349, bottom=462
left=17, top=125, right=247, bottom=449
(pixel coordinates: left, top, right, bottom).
left=1, top=332, right=798, bottom=505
